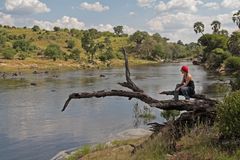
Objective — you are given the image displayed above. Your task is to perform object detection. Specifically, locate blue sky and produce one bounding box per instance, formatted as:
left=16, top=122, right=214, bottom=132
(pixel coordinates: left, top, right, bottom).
left=0, top=0, right=239, bottom=43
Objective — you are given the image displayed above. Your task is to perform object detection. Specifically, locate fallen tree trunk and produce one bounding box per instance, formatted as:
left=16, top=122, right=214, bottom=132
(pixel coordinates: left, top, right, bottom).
left=62, top=47, right=219, bottom=154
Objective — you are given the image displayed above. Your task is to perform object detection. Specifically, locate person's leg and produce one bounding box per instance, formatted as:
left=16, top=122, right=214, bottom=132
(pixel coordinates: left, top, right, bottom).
left=180, top=86, right=190, bottom=100
left=174, top=84, right=181, bottom=100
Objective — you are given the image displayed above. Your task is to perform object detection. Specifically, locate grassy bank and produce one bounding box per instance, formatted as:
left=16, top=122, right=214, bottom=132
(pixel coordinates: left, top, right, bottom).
left=64, top=125, right=240, bottom=160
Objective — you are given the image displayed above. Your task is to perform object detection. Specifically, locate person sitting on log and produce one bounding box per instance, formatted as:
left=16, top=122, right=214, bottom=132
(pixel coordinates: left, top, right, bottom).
left=174, top=65, right=195, bottom=100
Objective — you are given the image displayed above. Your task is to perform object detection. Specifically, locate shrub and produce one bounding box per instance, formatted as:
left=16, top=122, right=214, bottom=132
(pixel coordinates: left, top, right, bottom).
left=207, top=48, right=231, bottom=69
left=67, top=39, right=75, bottom=49
left=224, top=56, right=240, bottom=71
left=217, top=91, right=240, bottom=139
left=32, top=25, right=40, bottom=32
left=2, top=48, right=16, bottom=59
left=13, top=40, right=31, bottom=52
left=98, top=47, right=114, bottom=62
left=44, top=44, right=62, bottom=61
left=69, top=48, right=80, bottom=61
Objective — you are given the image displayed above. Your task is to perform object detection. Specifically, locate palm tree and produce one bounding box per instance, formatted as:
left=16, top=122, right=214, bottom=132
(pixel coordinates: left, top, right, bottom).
left=194, top=21, right=209, bottom=45
left=193, top=21, right=205, bottom=35
left=211, top=20, right=221, bottom=34
left=232, top=10, right=240, bottom=29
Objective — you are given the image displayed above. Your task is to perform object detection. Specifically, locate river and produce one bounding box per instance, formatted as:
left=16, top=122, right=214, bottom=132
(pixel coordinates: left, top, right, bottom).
left=0, top=62, right=228, bottom=160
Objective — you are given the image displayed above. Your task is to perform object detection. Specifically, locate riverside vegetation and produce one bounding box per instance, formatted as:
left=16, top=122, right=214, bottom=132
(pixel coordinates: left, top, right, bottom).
left=0, top=23, right=195, bottom=72
left=63, top=10, right=240, bottom=160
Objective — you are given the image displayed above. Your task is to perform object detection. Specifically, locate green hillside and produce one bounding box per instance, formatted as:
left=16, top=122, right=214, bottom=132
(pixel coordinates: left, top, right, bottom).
left=0, top=25, right=196, bottom=71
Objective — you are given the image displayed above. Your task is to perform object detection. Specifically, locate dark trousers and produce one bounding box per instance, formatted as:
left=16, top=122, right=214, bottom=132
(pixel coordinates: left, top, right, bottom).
left=174, top=84, right=192, bottom=100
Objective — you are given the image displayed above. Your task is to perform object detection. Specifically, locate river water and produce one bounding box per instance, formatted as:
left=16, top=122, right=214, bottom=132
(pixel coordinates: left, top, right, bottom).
left=0, top=62, right=228, bottom=160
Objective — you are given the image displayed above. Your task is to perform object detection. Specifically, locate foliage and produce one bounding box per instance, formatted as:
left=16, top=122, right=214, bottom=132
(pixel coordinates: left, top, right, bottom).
left=224, top=56, right=240, bottom=71
left=198, top=34, right=229, bottom=61
left=193, top=21, right=204, bottom=34
left=44, top=44, right=62, bottom=61
left=32, top=25, right=40, bottom=32
left=228, top=31, right=240, bottom=55
left=161, top=110, right=180, bottom=121
left=217, top=91, right=240, bottom=139
left=81, top=31, right=96, bottom=62
left=211, top=20, right=221, bottom=34
left=13, top=40, right=32, bottom=52
left=2, top=48, right=17, bottom=59
left=0, top=29, right=7, bottom=47
left=207, top=48, right=231, bottom=69
left=69, top=48, right=80, bottom=61
left=129, top=31, right=149, bottom=52
left=232, top=10, right=240, bottom=29
left=98, top=47, right=114, bottom=62
left=113, top=25, right=123, bottom=36
left=53, top=26, right=60, bottom=32
left=66, top=39, right=75, bottom=49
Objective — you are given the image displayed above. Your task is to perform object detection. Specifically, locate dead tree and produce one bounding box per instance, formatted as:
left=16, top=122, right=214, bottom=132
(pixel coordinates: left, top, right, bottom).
left=62, top=48, right=219, bottom=152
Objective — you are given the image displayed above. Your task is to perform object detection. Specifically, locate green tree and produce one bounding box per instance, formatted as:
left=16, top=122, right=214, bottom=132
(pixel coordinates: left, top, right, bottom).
left=113, top=26, right=123, bottom=36
left=232, top=10, right=240, bottom=29
left=129, top=31, right=149, bottom=52
left=99, top=47, right=114, bottom=62
left=193, top=21, right=205, bottom=35
left=81, top=31, right=96, bottom=62
left=44, top=44, right=62, bottom=61
left=228, top=31, right=240, bottom=56
left=66, top=39, right=75, bottom=49
left=53, top=26, right=61, bottom=32
left=32, top=25, right=40, bottom=32
left=211, top=20, right=221, bottom=34
left=13, top=40, right=31, bottom=52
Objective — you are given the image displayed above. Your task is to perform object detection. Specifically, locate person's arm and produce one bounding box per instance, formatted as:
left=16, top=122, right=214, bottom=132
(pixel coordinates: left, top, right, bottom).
left=176, top=76, right=185, bottom=91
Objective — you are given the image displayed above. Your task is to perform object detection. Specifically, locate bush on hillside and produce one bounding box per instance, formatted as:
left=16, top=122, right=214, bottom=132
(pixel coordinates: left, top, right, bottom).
left=217, top=91, right=240, bottom=139
left=224, top=56, right=240, bottom=71
left=44, top=44, right=62, bottom=61
left=13, top=40, right=31, bottom=52
left=98, top=47, right=114, bottom=62
left=67, top=39, right=75, bottom=49
left=2, top=48, right=17, bottom=59
left=69, top=48, right=80, bottom=61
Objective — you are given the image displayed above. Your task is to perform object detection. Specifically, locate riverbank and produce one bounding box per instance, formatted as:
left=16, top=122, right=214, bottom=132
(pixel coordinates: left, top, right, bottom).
left=55, top=125, right=240, bottom=160
left=0, top=58, right=159, bottom=73
left=51, top=128, right=153, bottom=160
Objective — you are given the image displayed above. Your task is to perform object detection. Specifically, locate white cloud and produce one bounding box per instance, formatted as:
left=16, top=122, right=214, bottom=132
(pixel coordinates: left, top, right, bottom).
left=92, top=24, right=114, bottom=32
left=155, top=0, right=203, bottom=13
left=80, top=2, right=109, bottom=12
left=0, top=12, right=14, bottom=26
left=147, top=12, right=234, bottom=43
left=33, top=16, right=85, bottom=30
left=129, top=11, right=136, bottom=16
left=91, top=24, right=136, bottom=34
left=204, top=2, right=220, bottom=10
left=221, top=0, right=240, bottom=9
left=5, top=0, right=50, bottom=14
left=137, top=0, right=156, bottom=8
